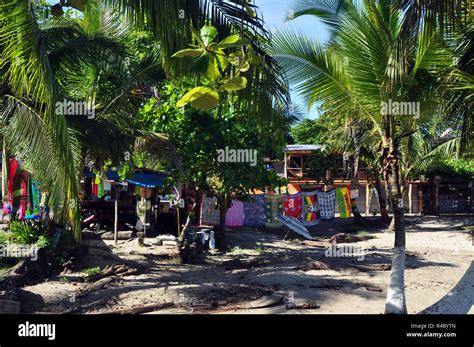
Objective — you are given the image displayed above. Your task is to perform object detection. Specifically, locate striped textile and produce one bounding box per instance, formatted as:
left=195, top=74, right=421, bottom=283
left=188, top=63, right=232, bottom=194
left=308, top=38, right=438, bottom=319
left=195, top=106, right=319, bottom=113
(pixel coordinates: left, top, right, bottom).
left=275, top=214, right=314, bottom=240
left=335, top=187, right=351, bottom=218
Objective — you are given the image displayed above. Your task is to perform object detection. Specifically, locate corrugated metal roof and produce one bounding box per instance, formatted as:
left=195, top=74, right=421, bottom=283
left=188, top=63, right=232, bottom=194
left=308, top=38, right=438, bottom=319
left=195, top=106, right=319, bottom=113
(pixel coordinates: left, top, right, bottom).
left=285, top=144, right=322, bottom=152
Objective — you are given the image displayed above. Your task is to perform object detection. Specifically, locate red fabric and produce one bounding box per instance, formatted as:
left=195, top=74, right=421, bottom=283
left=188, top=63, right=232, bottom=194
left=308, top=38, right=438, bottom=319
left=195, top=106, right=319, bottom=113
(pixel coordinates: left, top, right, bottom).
left=283, top=193, right=303, bottom=219
left=19, top=171, right=28, bottom=219
left=3, top=158, right=18, bottom=215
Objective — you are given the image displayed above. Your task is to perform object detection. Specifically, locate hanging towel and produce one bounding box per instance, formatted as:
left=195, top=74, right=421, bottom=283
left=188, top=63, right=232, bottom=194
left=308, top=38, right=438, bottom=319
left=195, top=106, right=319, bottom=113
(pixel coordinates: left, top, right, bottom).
left=336, top=187, right=352, bottom=218
left=25, top=177, right=40, bottom=220
left=316, top=189, right=336, bottom=220
left=4, top=158, right=19, bottom=216
left=264, top=194, right=283, bottom=228
left=225, top=199, right=244, bottom=227
left=243, top=195, right=265, bottom=227
left=200, top=195, right=220, bottom=226
left=18, top=171, right=28, bottom=219
left=283, top=193, right=303, bottom=219
left=301, top=191, right=319, bottom=226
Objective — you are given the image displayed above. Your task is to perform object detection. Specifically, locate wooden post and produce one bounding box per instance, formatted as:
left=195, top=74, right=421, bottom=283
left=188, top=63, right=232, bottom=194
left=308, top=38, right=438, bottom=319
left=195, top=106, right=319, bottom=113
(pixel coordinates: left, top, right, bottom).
left=408, top=183, right=413, bottom=214
left=417, top=185, right=423, bottom=214
left=177, top=202, right=181, bottom=238
left=114, top=187, right=118, bottom=245
left=365, top=183, right=370, bottom=216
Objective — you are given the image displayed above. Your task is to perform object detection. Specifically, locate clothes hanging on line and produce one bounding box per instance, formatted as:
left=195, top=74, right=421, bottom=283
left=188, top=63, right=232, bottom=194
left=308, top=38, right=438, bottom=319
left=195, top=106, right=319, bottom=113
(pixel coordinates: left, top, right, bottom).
left=301, top=191, right=319, bottom=226
left=316, top=189, right=336, bottom=220
left=200, top=195, right=220, bottom=226
left=335, top=187, right=351, bottom=218
left=283, top=193, right=303, bottom=219
left=225, top=199, right=244, bottom=227
left=243, top=195, right=265, bottom=227
left=264, top=194, right=284, bottom=228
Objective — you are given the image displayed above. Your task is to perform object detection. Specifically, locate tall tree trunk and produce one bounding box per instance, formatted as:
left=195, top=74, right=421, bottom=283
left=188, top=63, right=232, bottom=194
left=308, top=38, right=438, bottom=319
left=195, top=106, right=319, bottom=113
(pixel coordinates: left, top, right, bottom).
left=374, top=176, right=390, bottom=224
left=383, top=136, right=407, bottom=314
left=349, top=134, right=367, bottom=225
left=215, top=193, right=229, bottom=251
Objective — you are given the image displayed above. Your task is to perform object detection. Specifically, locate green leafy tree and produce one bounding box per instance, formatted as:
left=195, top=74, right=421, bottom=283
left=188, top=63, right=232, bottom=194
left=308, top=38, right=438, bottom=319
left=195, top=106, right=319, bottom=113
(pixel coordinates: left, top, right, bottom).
left=138, top=80, right=287, bottom=249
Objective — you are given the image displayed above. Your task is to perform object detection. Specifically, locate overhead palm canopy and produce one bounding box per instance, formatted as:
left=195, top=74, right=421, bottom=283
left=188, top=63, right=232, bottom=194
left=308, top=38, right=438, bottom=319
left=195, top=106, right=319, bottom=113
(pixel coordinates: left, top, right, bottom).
left=270, top=0, right=471, bottom=314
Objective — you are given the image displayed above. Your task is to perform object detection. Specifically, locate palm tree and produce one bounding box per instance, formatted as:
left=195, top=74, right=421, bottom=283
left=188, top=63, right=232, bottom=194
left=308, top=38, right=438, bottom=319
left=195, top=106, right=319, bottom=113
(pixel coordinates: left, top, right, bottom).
left=0, top=1, right=171, bottom=239
left=271, top=0, right=452, bottom=313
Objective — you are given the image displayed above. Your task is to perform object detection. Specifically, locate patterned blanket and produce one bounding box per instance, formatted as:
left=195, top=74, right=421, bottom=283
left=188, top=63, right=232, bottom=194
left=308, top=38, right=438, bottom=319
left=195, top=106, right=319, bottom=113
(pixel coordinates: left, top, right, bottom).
left=225, top=199, right=244, bottom=227
left=200, top=195, right=220, bottom=226
left=316, top=189, right=336, bottom=220
left=335, top=187, right=351, bottom=218
left=264, top=194, right=284, bottom=228
left=283, top=193, right=303, bottom=219
left=301, top=191, right=319, bottom=226
left=243, top=195, right=265, bottom=227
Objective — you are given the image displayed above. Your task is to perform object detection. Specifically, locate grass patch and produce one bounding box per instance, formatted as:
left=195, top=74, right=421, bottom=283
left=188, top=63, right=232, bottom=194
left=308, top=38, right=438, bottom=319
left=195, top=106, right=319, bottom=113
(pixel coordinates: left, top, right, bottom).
left=83, top=266, right=101, bottom=278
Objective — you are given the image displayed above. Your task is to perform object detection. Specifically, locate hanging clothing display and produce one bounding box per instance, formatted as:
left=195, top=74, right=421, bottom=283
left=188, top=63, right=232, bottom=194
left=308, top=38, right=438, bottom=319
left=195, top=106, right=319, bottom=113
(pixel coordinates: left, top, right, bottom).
left=18, top=171, right=28, bottom=219
left=264, top=194, right=283, bottom=228
left=283, top=193, right=303, bottom=219
left=200, top=195, right=220, bottom=226
left=243, top=195, right=265, bottom=227
left=25, top=178, right=40, bottom=220
left=225, top=199, right=244, bottom=227
left=301, top=191, right=319, bottom=226
left=4, top=158, right=19, bottom=216
left=335, top=187, right=351, bottom=218
left=316, top=189, right=336, bottom=220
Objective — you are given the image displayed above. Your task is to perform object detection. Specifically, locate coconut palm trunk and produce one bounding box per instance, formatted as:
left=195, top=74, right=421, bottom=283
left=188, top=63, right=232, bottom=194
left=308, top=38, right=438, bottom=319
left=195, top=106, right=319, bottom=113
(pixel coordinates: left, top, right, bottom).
left=374, top=177, right=390, bottom=223
left=384, top=136, right=407, bottom=314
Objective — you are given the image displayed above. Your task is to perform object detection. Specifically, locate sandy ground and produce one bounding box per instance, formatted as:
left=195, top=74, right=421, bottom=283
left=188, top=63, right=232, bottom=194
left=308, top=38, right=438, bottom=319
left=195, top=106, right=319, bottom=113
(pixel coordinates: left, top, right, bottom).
left=16, top=215, right=473, bottom=314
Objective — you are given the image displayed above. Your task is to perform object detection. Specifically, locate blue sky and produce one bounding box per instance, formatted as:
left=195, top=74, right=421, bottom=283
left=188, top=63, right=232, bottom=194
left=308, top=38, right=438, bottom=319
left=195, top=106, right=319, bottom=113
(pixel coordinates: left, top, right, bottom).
left=255, top=0, right=330, bottom=119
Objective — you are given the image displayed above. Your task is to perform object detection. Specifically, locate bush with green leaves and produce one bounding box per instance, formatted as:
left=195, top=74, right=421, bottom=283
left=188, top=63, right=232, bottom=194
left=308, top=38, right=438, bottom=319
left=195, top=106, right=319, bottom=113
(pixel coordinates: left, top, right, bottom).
left=7, top=220, right=52, bottom=248
left=427, top=159, right=474, bottom=180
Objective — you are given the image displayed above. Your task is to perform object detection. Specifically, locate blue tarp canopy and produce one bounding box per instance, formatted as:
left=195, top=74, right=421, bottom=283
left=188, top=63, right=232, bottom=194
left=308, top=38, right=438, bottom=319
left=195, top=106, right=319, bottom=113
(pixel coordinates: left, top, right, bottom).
left=84, top=169, right=167, bottom=188
left=125, top=171, right=167, bottom=188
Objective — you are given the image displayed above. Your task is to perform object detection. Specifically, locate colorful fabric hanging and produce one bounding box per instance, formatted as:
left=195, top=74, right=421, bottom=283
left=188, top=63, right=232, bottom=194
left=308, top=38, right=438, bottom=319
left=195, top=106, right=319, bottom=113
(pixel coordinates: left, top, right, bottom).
left=243, top=195, right=265, bottom=227
left=316, top=189, right=336, bottom=220
left=283, top=193, right=303, bottom=219
left=225, top=199, right=244, bottom=227
left=336, top=187, right=351, bottom=218
left=301, top=191, right=319, bottom=226
left=25, top=174, right=32, bottom=217
left=4, top=158, right=18, bottom=216
left=200, top=195, right=220, bottom=226
left=18, top=171, right=28, bottom=219
left=264, top=194, right=283, bottom=228
left=25, top=178, right=40, bottom=220
left=97, top=180, right=105, bottom=198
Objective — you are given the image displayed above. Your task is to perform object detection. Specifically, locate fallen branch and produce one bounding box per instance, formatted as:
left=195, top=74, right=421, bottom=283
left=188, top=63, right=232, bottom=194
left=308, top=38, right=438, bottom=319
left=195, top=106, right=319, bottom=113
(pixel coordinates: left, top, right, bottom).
left=88, top=264, right=137, bottom=282
left=107, top=302, right=175, bottom=315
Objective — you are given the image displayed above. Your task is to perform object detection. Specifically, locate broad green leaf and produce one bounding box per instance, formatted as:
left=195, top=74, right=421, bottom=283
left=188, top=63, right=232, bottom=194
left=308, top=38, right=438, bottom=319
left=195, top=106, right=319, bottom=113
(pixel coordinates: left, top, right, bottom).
left=176, top=87, right=219, bottom=110
left=200, top=25, right=218, bottom=46
left=238, top=60, right=250, bottom=72
left=244, top=4, right=257, bottom=17
left=207, top=49, right=228, bottom=82
left=190, top=25, right=204, bottom=46
left=218, top=35, right=250, bottom=48
left=172, top=48, right=204, bottom=58
left=219, top=34, right=240, bottom=45
left=222, top=77, right=248, bottom=92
